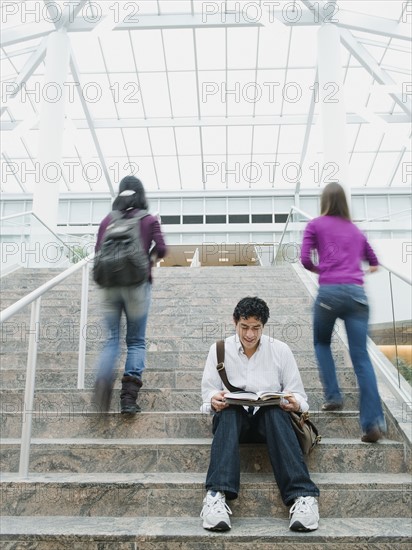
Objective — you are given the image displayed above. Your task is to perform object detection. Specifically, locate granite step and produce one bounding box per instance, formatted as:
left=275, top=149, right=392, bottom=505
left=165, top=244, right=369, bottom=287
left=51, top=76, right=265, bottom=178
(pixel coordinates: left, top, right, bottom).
left=0, top=437, right=408, bottom=474
left=1, top=472, right=411, bottom=518
left=0, top=411, right=402, bottom=441
left=0, top=349, right=346, bottom=370
left=1, top=516, right=411, bottom=550
left=0, top=388, right=361, bottom=413
left=0, top=367, right=358, bottom=390
left=0, top=333, right=330, bottom=353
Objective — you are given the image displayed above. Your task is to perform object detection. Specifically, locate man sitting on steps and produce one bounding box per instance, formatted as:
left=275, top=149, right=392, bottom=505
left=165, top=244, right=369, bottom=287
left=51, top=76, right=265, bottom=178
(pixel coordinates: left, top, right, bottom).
left=200, top=296, right=320, bottom=532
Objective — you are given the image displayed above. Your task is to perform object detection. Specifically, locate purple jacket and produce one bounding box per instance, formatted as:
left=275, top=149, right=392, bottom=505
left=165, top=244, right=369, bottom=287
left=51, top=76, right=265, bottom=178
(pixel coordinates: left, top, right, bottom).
left=300, top=215, right=378, bottom=285
left=95, top=208, right=167, bottom=283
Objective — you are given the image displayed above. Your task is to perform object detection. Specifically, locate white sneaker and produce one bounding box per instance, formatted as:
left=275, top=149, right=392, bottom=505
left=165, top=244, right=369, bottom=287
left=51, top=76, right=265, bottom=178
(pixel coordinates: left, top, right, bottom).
left=200, top=490, right=232, bottom=531
left=289, top=496, right=319, bottom=531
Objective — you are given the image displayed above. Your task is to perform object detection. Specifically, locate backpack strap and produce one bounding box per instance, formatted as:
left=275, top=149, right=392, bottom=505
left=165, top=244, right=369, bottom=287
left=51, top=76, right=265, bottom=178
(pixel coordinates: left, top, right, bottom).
left=215, top=340, right=244, bottom=393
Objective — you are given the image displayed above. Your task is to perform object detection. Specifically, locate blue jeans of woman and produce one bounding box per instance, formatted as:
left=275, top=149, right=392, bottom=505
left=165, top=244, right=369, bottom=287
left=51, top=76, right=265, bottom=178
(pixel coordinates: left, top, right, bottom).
left=313, top=284, right=386, bottom=433
left=205, top=405, right=319, bottom=505
left=96, top=282, right=151, bottom=383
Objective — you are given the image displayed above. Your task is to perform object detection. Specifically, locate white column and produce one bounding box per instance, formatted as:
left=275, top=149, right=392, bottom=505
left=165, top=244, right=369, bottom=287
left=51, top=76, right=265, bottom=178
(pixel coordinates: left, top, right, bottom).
left=30, top=30, right=70, bottom=267
left=317, top=24, right=350, bottom=205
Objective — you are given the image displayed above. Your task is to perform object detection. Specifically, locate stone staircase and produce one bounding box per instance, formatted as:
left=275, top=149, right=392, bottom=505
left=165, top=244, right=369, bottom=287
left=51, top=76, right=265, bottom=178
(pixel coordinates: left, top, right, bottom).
left=0, top=265, right=411, bottom=549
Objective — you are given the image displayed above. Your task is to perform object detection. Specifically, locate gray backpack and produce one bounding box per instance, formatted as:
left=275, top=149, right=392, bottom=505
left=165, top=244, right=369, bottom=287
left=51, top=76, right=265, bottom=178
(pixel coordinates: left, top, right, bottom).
left=93, top=210, right=149, bottom=287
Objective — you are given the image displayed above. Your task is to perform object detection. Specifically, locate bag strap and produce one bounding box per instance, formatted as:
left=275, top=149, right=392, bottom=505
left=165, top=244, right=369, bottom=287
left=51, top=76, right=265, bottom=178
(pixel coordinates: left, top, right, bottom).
left=215, top=340, right=244, bottom=393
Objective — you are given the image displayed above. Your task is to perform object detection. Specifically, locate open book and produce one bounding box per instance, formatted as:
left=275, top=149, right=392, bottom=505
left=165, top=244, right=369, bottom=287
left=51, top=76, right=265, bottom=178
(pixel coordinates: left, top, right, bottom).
left=223, top=390, right=292, bottom=407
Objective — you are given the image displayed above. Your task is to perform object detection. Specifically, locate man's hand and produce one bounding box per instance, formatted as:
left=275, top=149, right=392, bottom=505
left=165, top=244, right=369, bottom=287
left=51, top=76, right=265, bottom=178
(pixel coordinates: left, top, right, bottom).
left=279, top=393, right=301, bottom=413
left=211, top=391, right=229, bottom=412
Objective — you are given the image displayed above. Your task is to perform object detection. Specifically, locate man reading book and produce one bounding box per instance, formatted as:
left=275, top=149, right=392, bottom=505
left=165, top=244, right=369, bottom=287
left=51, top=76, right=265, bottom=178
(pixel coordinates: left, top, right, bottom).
left=200, top=296, right=320, bottom=533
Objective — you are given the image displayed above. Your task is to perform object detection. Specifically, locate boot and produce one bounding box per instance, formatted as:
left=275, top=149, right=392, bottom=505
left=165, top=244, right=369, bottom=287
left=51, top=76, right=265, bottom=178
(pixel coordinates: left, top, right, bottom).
left=120, top=375, right=143, bottom=414
left=94, top=376, right=113, bottom=413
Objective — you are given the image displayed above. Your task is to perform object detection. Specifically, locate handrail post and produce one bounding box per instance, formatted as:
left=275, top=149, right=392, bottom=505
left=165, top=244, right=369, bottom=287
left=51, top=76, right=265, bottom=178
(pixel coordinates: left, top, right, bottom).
left=19, top=297, right=41, bottom=478
left=77, top=261, right=90, bottom=389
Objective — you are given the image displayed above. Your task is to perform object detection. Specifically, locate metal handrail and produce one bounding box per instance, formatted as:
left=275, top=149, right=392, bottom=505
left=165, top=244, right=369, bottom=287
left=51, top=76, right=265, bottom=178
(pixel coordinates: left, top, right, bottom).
left=1, top=210, right=84, bottom=262
left=0, top=254, right=94, bottom=478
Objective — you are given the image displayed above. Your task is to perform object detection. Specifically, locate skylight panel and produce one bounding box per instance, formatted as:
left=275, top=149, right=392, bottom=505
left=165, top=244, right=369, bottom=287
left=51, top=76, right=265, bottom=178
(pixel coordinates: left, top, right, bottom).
left=122, top=128, right=152, bottom=156
left=348, top=152, right=376, bottom=185
left=130, top=30, right=166, bottom=71
left=158, top=0, right=192, bottom=14
left=175, top=127, right=201, bottom=155
left=69, top=34, right=106, bottom=73
left=155, top=156, right=181, bottom=188
left=163, top=29, right=195, bottom=70
left=226, top=155, right=252, bottom=189
left=337, top=1, right=405, bottom=19
left=203, top=154, right=226, bottom=188
left=281, top=68, right=314, bottom=116
left=127, top=156, right=157, bottom=191
left=288, top=28, right=317, bottom=68
left=196, top=28, right=225, bottom=70
left=109, top=73, right=145, bottom=119
left=179, top=157, right=204, bottom=189
left=248, top=155, right=281, bottom=189
left=276, top=125, right=304, bottom=154
left=344, top=69, right=373, bottom=114
left=95, top=128, right=127, bottom=157
left=227, top=27, right=258, bottom=69
left=226, top=69, right=256, bottom=116
left=202, top=127, right=226, bottom=155
left=138, top=73, right=172, bottom=117
left=99, top=32, right=135, bottom=73
left=273, top=153, right=301, bottom=188
left=149, top=127, right=177, bottom=156
left=353, top=124, right=386, bottom=152
left=366, top=83, right=400, bottom=113
left=380, top=124, right=411, bottom=151
left=168, top=72, right=198, bottom=117
left=198, top=71, right=227, bottom=117
left=367, top=152, right=401, bottom=187
left=82, top=74, right=118, bottom=119
left=252, top=126, right=278, bottom=155
left=253, top=69, right=285, bottom=116
left=257, top=21, right=289, bottom=68
left=228, top=125, right=253, bottom=154
left=70, top=129, right=98, bottom=158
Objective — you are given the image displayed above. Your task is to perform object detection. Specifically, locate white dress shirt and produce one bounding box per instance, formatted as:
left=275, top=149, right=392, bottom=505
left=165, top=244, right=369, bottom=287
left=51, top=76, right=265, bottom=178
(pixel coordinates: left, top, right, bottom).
left=201, top=334, right=309, bottom=413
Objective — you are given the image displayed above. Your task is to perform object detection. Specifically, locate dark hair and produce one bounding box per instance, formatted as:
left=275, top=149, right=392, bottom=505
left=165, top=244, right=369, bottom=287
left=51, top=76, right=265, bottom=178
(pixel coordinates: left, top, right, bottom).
left=320, top=182, right=351, bottom=220
left=112, top=176, right=149, bottom=211
left=233, top=297, right=270, bottom=326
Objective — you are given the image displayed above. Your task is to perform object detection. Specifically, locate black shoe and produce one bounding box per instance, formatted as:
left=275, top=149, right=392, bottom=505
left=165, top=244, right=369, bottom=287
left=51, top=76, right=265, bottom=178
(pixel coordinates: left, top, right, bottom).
left=121, top=403, right=142, bottom=415
left=120, top=375, right=143, bottom=415
left=321, top=402, right=343, bottom=411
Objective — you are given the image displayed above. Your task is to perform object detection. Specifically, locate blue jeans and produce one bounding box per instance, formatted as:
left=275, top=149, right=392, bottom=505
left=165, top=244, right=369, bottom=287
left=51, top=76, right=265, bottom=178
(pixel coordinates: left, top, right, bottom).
left=314, top=284, right=386, bottom=433
left=96, top=283, right=151, bottom=382
left=206, top=406, right=319, bottom=505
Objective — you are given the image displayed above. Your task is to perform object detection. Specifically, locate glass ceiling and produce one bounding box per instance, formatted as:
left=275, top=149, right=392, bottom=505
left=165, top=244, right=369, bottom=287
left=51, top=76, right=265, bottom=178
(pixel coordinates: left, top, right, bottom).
left=0, top=0, right=411, bottom=196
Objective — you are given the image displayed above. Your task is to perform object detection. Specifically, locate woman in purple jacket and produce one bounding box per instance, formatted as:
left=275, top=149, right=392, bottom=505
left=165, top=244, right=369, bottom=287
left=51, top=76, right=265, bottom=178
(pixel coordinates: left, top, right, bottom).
left=300, top=182, right=386, bottom=443
left=94, top=176, right=167, bottom=414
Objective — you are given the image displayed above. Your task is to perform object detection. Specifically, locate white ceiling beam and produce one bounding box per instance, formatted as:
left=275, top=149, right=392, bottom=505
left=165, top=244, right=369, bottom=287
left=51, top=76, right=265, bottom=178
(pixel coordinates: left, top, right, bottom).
left=1, top=113, right=409, bottom=132
left=296, top=1, right=412, bottom=117
left=275, top=8, right=411, bottom=41
left=0, top=13, right=261, bottom=48
left=0, top=37, right=48, bottom=116
left=340, top=28, right=412, bottom=117
left=69, top=52, right=115, bottom=197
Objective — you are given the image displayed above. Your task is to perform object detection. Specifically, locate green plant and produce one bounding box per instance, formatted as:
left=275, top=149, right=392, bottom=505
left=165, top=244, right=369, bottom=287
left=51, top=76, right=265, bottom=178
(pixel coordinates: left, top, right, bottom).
left=392, top=357, right=412, bottom=384
left=68, top=245, right=88, bottom=264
